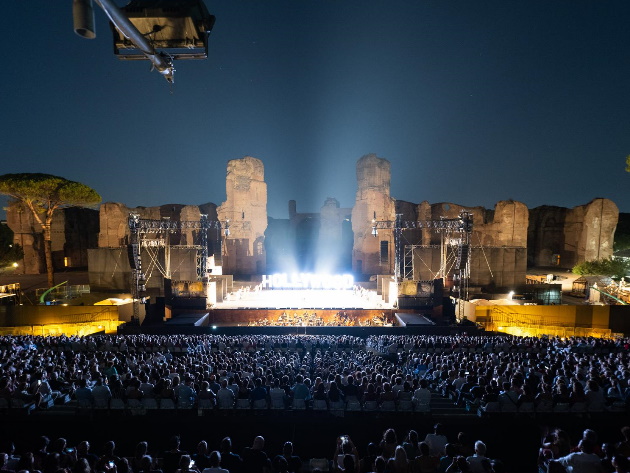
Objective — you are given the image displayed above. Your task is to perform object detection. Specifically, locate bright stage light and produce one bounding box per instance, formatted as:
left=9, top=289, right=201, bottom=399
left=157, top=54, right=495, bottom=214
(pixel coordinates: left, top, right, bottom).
left=261, top=272, right=354, bottom=290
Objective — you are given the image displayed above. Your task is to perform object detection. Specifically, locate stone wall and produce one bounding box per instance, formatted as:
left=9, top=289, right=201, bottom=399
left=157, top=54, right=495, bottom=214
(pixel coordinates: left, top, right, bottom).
left=6, top=203, right=98, bottom=274
left=98, top=202, right=218, bottom=248
left=407, top=200, right=528, bottom=287
left=528, top=198, right=619, bottom=268
left=217, top=156, right=268, bottom=275
left=88, top=247, right=198, bottom=293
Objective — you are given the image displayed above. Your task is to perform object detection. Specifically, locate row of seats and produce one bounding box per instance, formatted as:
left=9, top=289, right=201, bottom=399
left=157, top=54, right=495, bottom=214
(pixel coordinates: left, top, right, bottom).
left=476, top=401, right=627, bottom=417
left=1, top=397, right=433, bottom=416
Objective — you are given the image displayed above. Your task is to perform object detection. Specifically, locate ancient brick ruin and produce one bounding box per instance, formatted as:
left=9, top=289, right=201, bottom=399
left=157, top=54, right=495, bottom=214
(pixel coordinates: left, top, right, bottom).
left=5, top=155, right=619, bottom=295
left=528, top=198, right=619, bottom=268
left=6, top=203, right=98, bottom=274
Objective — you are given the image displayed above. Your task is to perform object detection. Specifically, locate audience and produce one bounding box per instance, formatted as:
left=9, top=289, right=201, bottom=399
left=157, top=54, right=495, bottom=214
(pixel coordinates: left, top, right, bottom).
left=1, top=333, right=630, bottom=473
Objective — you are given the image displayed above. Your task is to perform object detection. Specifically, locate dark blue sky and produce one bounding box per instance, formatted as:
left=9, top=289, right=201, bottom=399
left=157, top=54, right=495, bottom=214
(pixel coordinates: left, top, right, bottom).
left=2, top=1, right=630, bottom=219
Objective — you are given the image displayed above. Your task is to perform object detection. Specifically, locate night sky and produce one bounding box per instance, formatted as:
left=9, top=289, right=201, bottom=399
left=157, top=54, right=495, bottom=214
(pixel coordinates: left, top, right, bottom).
left=2, top=1, right=630, bottom=219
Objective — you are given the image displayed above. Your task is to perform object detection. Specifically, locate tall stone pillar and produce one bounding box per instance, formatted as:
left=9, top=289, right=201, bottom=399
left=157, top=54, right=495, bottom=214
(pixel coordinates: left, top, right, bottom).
left=217, top=156, right=268, bottom=275
left=578, top=198, right=618, bottom=263
left=351, top=154, right=396, bottom=277
left=528, top=198, right=618, bottom=268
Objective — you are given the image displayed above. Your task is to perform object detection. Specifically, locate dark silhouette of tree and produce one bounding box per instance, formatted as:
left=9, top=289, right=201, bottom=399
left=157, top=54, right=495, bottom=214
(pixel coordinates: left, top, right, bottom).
left=0, top=174, right=101, bottom=287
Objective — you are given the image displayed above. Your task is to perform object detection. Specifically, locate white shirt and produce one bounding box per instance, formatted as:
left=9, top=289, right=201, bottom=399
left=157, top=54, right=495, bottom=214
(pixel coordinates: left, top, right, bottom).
left=412, top=388, right=431, bottom=406
left=467, top=454, right=489, bottom=473
left=424, top=433, right=447, bottom=457
left=557, top=451, right=603, bottom=473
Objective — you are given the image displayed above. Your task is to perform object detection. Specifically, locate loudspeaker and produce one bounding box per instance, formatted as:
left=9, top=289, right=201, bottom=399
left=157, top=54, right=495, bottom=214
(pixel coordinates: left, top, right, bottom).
left=127, top=245, right=139, bottom=270
left=457, top=244, right=469, bottom=269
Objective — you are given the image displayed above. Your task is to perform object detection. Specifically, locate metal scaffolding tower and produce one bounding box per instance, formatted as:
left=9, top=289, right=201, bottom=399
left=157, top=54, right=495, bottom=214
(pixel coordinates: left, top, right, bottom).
left=127, top=213, right=225, bottom=320
left=372, top=212, right=473, bottom=299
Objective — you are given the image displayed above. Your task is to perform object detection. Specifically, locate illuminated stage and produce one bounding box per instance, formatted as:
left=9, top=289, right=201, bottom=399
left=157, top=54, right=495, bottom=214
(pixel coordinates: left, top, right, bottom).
left=214, top=286, right=392, bottom=310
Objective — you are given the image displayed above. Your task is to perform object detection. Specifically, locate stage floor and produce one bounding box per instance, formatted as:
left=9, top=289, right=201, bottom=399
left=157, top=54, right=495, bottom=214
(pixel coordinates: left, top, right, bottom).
left=214, top=287, right=392, bottom=310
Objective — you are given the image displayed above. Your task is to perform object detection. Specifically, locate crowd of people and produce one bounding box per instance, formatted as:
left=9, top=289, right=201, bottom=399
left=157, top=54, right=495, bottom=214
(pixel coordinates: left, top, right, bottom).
left=2, top=333, right=630, bottom=473
left=2, top=423, right=630, bottom=473
left=0, top=424, right=506, bottom=473
left=0, top=333, right=629, bottom=412
left=246, top=311, right=391, bottom=327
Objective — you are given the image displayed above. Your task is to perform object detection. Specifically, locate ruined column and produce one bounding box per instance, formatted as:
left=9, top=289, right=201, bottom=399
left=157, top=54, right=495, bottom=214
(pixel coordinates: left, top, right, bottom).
left=576, top=198, right=618, bottom=263
left=217, top=156, right=268, bottom=275
left=351, top=154, right=396, bottom=277
left=528, top=198, right=618, bottom=268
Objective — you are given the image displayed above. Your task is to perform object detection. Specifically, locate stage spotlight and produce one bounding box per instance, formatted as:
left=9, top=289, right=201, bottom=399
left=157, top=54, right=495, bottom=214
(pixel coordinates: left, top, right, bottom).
left=211, top=325, right=217, bottom=330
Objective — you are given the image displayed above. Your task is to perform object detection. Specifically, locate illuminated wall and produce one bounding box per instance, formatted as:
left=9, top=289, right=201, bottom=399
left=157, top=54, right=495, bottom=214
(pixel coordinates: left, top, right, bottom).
left=0, top=305, right=125, bottom=336
left=474, top=304, right=614, bottom=338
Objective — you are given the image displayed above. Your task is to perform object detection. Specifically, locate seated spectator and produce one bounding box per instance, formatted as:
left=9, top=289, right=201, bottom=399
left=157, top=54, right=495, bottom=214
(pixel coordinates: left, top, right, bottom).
left=437, top=444, right=458, bottom=473
left=328, top=382, right=345, bottom=405
left=412, top=380, right=431, bottom=409
left=272, top=442, right=302, bottom=473
left=585, top=380, right=606, bottom=411
left=445, top=456, right=470, bottom=473
left=250, top=378, right=268, bottom=406
left=362, top=384, right=378, bottom=404
left=137, top=456, right=161, bottom=473
left=242, top=436, right=271, bottom=473
left=76, top=441, right=98, bottom=469
left=402, top=431, right=421, bottom=462
left=162, top=437, right=186, bottom=473
left=334, top=436, right=359, bottom=472
left=359, top=444, right=378, bottom=473
left=191, top=442, right=211, bottom=471
left=412, top=442, right=439, bottom=473
left=378, top=384, right=396, bottom=405
left=466, top=442, right=489, bottom=473
left=201, top=450, right=230, bottom=473
left=72, top=458, right=90, bottom=473
left=551, top=440, right=602, bottom=473
left=219, top=437, right=242, bottom=473
left=425, top=424, right=448, bottom=458
left=292, top=375, right=310, bottom=402
left=379, top=430, right=398, bottom=460
left=216, top=380, right=235, bottom=409
left=176, top=455, right=199, bottom=473
left=197, top=382, right=216, bottom=406
left=130, top=443, right=149, bottom=473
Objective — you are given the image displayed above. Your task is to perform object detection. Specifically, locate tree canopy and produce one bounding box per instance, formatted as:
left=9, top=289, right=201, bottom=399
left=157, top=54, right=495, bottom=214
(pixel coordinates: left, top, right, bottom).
left=0, top=173, right=101, bottom=210
left=627, top=155, right=630, bottom=172
left=0, top=173, right=101, bottom=286
left=572, top=257, right=630, bottom=279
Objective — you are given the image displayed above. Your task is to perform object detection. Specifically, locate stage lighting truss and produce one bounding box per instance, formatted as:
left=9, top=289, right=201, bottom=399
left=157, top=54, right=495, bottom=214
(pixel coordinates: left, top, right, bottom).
left=127, top=213, right=226, bottom=320
left=370, top=213, right=473, bottom=233
left=370, top=212, right=473, bottom=300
